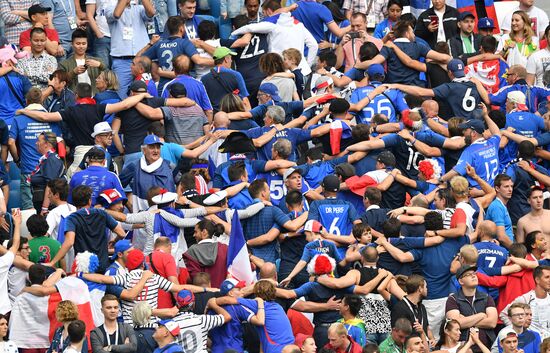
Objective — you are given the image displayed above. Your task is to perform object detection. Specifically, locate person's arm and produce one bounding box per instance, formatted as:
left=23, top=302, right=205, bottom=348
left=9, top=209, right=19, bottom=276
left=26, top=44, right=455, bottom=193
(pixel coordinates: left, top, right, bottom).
left=475, top=307, right=497, bottom=329
left=252, top=127, right=277, bottom=148
left=205, top=297, right=232, bottom=323
left=15, top=109, right=62, bottom=122
left=354, top=54, right=386, bottom=70
left=387, top=83, right=435, bottom=98
left=398, top=130, right=441, bottom=157
left=316, top=270, right=358, bottom=289
left=111, top=118, right=124, bottom=154
left=181, top=136, right=216, bottom=159
left=113, top=0, right=129, bottom=18
left=426, top=50, right=452, bottom=64
left=291, top=296, right=341, bottom=313
left=47, top=231, right=75, bottom=266
left=353, top=269, right=390, bottom=295
left=326, top=21, right=350, bottom=39
left=248, top=298, right=265, bottom=326
left=86, top=3, right=103, bottom=39
left=480, top=103, right=499, bottom=136
left=446, top=308, right=486, bottom=328
left=377, top=237, right=414, bottom=262
left=246, top=228, right=281, bottom=247
left=467, top=164, right=496, bottom=209
left=384, top=41, right=426, bottom=72
left=516, top=160, right=550, bottom=186
left=345, top=138, right=385, bottom=152
left=81, top=272, right=116, bottom=284
left=279, top=260, right=308, bottom=287
left=118, top=271, right=154, bottom=301
left=281, top=211, right=308, bottom=232
left=105, top=93, right=150, bottom=115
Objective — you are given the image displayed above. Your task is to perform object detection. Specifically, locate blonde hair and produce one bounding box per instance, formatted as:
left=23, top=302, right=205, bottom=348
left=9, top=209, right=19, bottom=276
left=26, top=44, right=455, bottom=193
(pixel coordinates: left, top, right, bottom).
left=328, top=323, right=347, bottom=336
left=132, top=302, right=152, bottom=326
left=282, top=48, right=302, bottom=66
left=450, top=176, right=469, bottom=197
left=100, top=70, right=120, bottom=91
left=55, top=300, right=79, bottom=323
left=510, top=11, right=535, bottom=45
left=459, top=244, right=478, bottom=264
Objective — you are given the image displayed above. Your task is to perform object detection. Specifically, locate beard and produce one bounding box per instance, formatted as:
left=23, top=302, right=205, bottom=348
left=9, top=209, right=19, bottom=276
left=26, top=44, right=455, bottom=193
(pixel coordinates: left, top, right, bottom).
left=465, top=135, right=472, bottom=146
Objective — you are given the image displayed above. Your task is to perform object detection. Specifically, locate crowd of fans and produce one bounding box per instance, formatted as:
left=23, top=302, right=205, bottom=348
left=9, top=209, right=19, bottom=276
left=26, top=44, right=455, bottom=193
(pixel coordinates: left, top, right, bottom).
left=0, top=0, right=549, bottom=352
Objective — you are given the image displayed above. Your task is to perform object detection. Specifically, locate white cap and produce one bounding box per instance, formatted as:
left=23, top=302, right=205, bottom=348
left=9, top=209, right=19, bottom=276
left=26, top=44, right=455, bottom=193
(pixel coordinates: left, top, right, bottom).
left=91, top=122, right=113, bottom=138
left=283, top=167, right=302, bottom=181
left=203, top=190, right=228, bottom=205
left=151, top=191, right=178, bottom=205
left=506, top=91, right=528, bottom=110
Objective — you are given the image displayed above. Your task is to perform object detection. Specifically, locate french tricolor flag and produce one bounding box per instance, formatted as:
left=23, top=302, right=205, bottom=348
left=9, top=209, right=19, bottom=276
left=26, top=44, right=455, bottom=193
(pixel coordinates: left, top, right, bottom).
left=330, top=120, right=352, bottom=155
left=227, top=211, right=256, bottom=285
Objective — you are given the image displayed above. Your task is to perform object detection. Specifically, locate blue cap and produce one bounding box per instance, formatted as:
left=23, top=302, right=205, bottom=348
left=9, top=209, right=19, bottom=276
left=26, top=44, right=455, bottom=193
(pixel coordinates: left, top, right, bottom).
left=447, top=59, right=465, bottom=78
left=143, top=134, right=163, bottom=146
left=367, top=64, right=385, bottom=78
left=458, top=119, right=485, bottom=134
left=111, top=239, right=132, bottom=260
left=459, top=11, right=475, bottom=21
left=478, top=17, right=494, bottom=29
left=220, top=278, right=246, bottom=295
left=176, top=289, right=195, bottom=307
left=258, top=83, right=281, bottom=102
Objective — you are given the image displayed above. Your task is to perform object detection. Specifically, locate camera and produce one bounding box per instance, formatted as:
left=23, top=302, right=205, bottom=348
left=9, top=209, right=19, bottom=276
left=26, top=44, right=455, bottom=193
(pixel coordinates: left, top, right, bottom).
left=348, top=32, right=361, bottom=39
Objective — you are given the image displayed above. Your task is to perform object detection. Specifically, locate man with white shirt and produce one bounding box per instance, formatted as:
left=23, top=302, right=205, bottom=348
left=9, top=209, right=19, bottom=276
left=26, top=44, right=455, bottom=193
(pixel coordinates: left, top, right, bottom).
left=526, top=26, right=550, bottom=87
left=500, top=266, right=550, bottom=339
left=500, top=0, right=549, bottom=40
left=231, top=0, right=318, bottom=76
left=46, top=178, right=77, bottom=241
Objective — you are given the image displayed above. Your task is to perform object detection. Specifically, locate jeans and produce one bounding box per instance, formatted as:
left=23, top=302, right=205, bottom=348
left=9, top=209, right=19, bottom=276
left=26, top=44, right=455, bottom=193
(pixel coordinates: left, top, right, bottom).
left=366, top=332, right=389, bottom=345
left=20, top=174, right=33, bottom=210
left=94, top=36, right=111, bottom=68
left=112, top=58, right=133, bottom=99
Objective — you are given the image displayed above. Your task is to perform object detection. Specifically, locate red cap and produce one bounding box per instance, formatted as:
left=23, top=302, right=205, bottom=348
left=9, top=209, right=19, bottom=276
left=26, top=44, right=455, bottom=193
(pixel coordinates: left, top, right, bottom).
left=126, top=249, right=145, bottom=271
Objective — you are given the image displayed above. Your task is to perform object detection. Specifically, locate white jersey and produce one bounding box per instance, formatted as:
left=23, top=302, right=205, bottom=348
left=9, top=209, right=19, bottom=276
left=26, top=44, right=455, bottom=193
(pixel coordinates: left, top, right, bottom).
left=172, top=312, right=225, bottom=353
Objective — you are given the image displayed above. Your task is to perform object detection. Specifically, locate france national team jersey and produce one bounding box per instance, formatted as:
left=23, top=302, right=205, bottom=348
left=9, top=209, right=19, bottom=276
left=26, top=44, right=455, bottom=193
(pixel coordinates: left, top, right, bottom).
left=308, top=198, right=359, bottom=258
left=474, top=241, right=509, bottom=273
left=257, top=170, right=312, bottom=206
left=433, top=79, right=483, bottom=120
left=349, top=84, right=408, bottom=124
left=212, top=158, right=267, bottom=189
left=381, top=134, right=426, bottom=179
left=501, top=111, right=545, bottom=168
left=144, top=36, right=198, bottom=93
left=234, top=33, right=268, bottom=85
left=380, top=40, right=430, bottom=86
left=296, top=156, right=349, bottom=189
left=454, top=135, right=500, bottom=187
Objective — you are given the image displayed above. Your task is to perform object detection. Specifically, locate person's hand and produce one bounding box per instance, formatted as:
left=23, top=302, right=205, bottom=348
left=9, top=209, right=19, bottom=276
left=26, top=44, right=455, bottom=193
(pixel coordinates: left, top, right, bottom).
left=425, top=230, right=436, bottom=237
left=384, top=40, right=396, bottom=49
left=469, top=327, right=480, bottom=343
left=48, top=75, right=59, bottom=88
left=40, top=209, right=49, bottom=217
left=85, top=59, right=102, bottom=68
left=56, top=45, right=65, bottom=57
left=261, top=200, right=272, bottom=206
left=378, top=268, right=389, bottom=277
left=74, top=65, right=87, bottom=75
left=517, top=160, right=531, bottom=171
left=76, top=18, right=88, bottom=27
left=398, top=129, right=413, bottom=141
left=341, top=34, right=351, bottom=45
left=326, top=295, right=341, bottom=310
left=178, top=195, right=189, bottom=205
left=465, top=163, right=477, bottom=178
left=165, top=306, right=179, bottom=318
left=413, top=321, right=424, bottom=333
left=279, top=276, right=292, bottom=287
left=255, top=297, right=264, bottom=306
left=382, top=31, right=395, bottom=43
left=427, top=21, right=439, bottom=32
left=375, top=236, right=388, bottom=245
left=358, top=30, right=368, bottom=41
left=318, top=40, right=332, bottom=50
left=317, top=67, right=329, bottom=76
left=479, top=102, right=488, bottom=116
left=12, top=210, right=21, bottom=225
left=387, top=207, right=405, bottom=218
left=221, top=12, right=227, bottom=19
left=288, top=3, right=298, bottom=11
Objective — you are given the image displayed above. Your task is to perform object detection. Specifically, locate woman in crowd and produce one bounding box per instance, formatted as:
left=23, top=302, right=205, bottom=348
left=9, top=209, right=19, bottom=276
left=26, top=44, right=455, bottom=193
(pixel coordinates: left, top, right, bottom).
left=259, top=53, right=299, bottom=102
left=47, top=300, right=89, bottom=353
left=219, top=93, right=259, bottom=129
left=374, top=0, right=403, bottom=41
left=435, top=319, right=464, bottom=353
left=0, top=314, right=18, bottom=353
left=30, top=132, right=65, bottom=215
left=498, top=10, right=538, bottom=67
left=321, top=1, right=350, bottom=50
left=94, top=70, right=122, bottom=162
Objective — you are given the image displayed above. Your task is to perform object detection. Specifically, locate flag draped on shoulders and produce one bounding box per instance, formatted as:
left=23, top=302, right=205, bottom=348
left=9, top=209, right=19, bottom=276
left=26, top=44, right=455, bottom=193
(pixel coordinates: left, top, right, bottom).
left=329, top=120, right=352, bottom=155
left=9, top=277, right=95, bottom=349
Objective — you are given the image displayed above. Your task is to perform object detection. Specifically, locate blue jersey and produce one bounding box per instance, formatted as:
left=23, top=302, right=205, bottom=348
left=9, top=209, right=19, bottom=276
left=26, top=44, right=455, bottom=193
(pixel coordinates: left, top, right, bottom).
left=301, top=239, right=344, bottom=264
left=69, top=166, right=125, bottom=206
left=486, top=198, right=514, bottom=242
left=433, top=80, right=483, bottom=120
left=296, top=156, right=348, bottom=189
left=209, top=304, right=255, bottom=353
left=9, top=113, right=62, bottom=173
left=381, top=134, right=426, bottom=179
left=212, top=158, right=267, bottom=189
left=490, top=83, right=550, bottom=113
left=454, top=135, right=500, bottom=187
left=474, top=241, right=509, bottom=272
left=144, top=36, right=198, bottom=93
left=380, top=41, right=430, bottom=87
left=291, top=1, right=334, bottom=43
left=501, top=111, right=545, bottom=169
left=350, top=84, right=408, bottom=124
left=308, top=198, right=359, bottom=258
left=234, top=33, right=268, bottom=87
left=257, top=171, right=311, bottom=206
left=245, top=127, right=311, bottom=161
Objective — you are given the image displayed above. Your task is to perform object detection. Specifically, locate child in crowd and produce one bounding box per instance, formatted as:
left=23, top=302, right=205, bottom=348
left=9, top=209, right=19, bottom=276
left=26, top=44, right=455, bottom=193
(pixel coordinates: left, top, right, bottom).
left=283, top=48, right=304, bottom=99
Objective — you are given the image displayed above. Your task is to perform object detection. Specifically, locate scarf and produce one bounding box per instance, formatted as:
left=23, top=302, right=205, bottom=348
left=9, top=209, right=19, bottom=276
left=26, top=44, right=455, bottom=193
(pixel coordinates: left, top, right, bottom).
left=140, top=156, right=163, bottom=173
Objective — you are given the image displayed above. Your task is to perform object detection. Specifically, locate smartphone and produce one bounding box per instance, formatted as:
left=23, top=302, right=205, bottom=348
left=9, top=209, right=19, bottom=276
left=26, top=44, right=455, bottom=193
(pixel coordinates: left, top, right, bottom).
left=83, top=64, right=88, bottom=69
left=348, top=32, right=361, bottom=39
left=429, top=15, right=439, bottom=26
left=11, top=208, right=20, bottom=216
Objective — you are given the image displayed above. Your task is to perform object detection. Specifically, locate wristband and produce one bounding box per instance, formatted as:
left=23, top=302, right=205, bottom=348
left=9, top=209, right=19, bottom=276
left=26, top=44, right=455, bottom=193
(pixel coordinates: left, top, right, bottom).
left=41, top=207, right=48, bottom=211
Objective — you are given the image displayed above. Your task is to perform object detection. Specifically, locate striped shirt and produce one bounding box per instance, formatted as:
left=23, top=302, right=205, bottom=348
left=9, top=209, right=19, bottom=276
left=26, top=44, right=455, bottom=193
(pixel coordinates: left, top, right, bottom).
left=112, top=270, right=173, bottom=327
left=172, top=311, right=225, bottom=353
